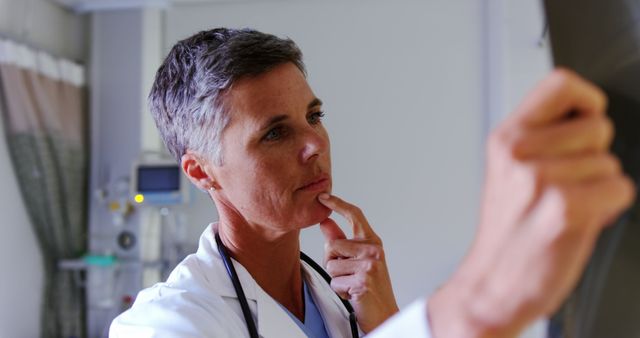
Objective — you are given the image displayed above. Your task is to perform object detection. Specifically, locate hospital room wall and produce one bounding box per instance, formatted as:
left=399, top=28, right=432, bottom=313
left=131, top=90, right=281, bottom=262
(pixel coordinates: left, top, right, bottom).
left=0, top=1, right=88, bottom=337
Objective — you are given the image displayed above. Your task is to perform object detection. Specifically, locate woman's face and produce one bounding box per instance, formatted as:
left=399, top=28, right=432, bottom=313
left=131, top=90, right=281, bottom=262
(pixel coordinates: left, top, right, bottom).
left=209, top=62, right=332, bottom=233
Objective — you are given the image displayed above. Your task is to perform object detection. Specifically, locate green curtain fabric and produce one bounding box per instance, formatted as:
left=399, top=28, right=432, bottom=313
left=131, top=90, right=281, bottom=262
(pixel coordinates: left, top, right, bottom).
left=0, top=59, right=87, bottom=338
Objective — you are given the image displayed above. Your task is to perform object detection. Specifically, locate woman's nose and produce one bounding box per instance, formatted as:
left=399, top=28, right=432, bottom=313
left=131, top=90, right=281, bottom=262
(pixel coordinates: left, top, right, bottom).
left=300, top=129, right=328, bottom=163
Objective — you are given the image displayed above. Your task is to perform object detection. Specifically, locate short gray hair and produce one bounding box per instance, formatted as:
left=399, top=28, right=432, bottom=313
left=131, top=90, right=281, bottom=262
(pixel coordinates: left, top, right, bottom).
left=148, top=28, right=306, bottom=165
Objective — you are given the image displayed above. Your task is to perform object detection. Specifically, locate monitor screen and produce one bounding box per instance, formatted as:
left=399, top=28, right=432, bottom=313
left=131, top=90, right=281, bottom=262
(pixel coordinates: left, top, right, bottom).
left=137, top=166, right=180, bottom=192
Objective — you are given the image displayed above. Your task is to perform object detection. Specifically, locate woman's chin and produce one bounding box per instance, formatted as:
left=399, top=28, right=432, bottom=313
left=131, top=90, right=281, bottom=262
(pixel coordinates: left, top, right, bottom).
left=298, top=203, right=332, bottom=228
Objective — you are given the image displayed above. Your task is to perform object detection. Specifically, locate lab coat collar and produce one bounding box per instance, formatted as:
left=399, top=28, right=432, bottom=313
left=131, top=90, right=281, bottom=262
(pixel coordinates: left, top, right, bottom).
left=196, top=224, right=307, bottom=337
left=195, top=224, right=259, bottom=300
left=255, top=282, right=307, bottom=338
left=196, top=223, right=352, bottom=337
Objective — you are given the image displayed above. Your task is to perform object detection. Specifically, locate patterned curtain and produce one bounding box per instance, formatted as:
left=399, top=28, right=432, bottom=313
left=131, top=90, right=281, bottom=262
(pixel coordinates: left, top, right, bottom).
left=0, top=40, right=87, bottom=338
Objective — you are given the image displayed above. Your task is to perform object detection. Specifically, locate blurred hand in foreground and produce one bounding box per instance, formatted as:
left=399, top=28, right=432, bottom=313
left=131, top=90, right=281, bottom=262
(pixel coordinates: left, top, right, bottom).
left=429, top=68, right=636, bottom=338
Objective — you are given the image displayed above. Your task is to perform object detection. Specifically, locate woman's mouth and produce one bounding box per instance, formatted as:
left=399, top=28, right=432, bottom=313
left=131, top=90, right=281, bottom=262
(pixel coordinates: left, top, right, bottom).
left=298, top=174, right=330, bottom=192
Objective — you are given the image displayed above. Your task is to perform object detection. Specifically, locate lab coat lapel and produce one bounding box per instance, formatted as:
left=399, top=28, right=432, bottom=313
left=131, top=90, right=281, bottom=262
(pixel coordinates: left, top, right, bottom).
left=200, top=226, right=257, bottom=300
left=202, top=226, right=342, bottom=337
left=207, top=234, right=306, bottom=337
left=302, top=261, right=355, bottom=338
left=255, top=283, right=308, bottom=338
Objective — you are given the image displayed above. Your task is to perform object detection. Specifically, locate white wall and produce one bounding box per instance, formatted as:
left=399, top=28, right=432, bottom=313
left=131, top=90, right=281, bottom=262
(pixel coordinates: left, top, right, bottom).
left=0, top=1, right=87, bottom=337
left=484, top=0, right=552, bottom=129
left=165, top=0, right=485, bottom=308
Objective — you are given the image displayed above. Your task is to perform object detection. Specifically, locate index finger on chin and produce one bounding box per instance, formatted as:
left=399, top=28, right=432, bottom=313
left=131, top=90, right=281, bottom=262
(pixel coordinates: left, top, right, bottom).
left=318, top=194, right=377, bottom=240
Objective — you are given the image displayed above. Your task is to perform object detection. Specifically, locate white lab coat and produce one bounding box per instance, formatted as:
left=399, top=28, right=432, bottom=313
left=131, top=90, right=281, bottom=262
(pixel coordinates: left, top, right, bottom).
left=110, top=224, right=359, bottom=338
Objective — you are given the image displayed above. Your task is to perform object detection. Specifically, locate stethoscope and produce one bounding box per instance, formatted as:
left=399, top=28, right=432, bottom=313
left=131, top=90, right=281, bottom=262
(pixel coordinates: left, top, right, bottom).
left=215, top=232, right=359, bottom=338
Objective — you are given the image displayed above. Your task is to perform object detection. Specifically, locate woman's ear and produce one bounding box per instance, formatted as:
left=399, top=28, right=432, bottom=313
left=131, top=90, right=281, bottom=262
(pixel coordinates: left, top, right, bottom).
left=181, top=152, right=217, bottom=191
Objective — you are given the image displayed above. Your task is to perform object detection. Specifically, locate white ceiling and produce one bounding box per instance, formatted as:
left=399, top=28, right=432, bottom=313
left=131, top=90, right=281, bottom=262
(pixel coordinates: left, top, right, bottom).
left=51, top=0, right=234, bottom=12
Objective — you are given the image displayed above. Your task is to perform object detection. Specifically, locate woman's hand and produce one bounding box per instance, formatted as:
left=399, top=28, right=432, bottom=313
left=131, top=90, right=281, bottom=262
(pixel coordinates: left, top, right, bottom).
left=428, top=69, right=636, bottom=338
left=317, top=193, right=399, bottom=333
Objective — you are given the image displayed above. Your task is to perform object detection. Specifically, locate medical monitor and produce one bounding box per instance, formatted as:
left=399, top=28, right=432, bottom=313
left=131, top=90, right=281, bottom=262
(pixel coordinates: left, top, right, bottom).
left=131, top=158, right=189, bottom=206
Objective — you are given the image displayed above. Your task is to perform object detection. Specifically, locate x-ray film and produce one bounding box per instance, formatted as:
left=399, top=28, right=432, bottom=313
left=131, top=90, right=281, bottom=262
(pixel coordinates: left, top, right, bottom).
left=545, top=0, right=640, bottom=337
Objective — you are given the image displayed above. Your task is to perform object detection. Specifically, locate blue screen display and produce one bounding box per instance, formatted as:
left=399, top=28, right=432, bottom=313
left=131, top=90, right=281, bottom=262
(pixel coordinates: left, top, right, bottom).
left=137, top=166, right=180, bottom=192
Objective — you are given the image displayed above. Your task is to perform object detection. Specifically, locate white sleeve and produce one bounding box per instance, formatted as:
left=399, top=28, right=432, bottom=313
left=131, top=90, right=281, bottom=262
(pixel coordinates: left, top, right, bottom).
left=366, top=298, right=432, bottom=338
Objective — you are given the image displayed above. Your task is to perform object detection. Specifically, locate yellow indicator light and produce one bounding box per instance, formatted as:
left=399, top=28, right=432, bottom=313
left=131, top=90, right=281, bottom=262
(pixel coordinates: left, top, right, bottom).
left=134, top=194, right=145, bottom=204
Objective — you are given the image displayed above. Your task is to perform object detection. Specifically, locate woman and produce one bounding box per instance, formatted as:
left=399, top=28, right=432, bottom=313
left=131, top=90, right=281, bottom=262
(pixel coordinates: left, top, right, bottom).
left=110, top=28, right=398, bottom=337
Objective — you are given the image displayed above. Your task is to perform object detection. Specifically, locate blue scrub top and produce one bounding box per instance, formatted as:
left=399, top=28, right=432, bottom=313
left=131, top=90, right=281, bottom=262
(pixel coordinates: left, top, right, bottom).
left=280, top=280, right=331, bottom=338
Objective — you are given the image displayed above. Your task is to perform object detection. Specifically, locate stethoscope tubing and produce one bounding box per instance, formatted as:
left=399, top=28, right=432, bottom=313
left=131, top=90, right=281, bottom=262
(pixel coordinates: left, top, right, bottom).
left=215, top=232, right=358, bottom=338
left=299, top=252, right=359, bottom=338
left=215, top=232, right=260, bottom=338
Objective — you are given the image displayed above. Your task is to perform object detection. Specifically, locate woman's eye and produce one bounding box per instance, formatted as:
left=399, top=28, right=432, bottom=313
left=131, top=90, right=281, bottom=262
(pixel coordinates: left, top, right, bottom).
left=308, top=111, right=325, bottom=125
left=263, top=126, right=285, bottom=141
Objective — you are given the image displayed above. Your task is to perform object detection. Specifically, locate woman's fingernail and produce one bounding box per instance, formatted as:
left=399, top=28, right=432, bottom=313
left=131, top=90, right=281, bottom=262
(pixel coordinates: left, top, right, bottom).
left=318, top=193, right=330, bottom=200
